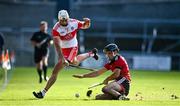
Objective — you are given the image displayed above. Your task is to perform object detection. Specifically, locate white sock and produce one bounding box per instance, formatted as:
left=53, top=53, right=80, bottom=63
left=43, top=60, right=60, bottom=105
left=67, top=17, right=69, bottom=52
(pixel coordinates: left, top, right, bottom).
left=41, top=89, right=47, bottom=96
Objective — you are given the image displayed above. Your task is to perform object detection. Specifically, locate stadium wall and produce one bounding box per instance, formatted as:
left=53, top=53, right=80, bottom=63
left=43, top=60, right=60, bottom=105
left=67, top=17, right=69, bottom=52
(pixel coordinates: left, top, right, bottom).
left=71, top=0, right=180, bottom=70
left=0, top=1, right=56, bottom=66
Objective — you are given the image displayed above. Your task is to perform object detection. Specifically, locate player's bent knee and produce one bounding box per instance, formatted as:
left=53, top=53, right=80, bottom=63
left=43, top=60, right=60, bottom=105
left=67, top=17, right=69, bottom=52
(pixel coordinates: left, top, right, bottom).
left=102, top=86, right=109, bottom=93
left=95, top=94, right=114, bottom=100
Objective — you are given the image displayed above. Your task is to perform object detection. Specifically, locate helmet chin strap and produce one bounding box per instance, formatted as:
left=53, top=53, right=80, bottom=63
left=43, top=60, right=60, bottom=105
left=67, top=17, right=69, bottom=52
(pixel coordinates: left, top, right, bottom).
left=108, top=54, right=119, bottom=64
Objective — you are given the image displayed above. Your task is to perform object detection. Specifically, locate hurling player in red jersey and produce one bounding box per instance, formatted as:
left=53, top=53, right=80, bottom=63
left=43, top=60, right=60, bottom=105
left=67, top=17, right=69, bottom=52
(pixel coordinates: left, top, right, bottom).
left=33, top=10, right=99, bottom=99
left=73, top=43, right=131, bottom=100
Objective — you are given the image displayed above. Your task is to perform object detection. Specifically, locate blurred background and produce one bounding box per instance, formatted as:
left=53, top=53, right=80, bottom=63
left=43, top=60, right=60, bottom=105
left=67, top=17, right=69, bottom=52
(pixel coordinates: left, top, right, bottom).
left=0, top=0, right=180, bottom=71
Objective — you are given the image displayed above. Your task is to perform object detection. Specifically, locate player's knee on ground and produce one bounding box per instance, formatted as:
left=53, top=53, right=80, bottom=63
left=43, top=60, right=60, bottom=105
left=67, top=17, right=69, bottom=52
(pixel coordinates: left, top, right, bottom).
left=95, top=94, right=114, bottom=100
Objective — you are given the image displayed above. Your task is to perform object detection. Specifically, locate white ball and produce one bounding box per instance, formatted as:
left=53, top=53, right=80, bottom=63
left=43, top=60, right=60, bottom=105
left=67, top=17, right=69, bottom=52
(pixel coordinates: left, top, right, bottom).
left=75, top=93, right=80, bottom=98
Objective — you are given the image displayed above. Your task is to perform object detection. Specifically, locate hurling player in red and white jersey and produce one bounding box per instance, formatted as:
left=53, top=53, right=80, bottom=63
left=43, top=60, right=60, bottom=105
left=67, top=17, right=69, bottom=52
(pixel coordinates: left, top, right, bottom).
left=33, top=10, right=99, bottom=99
left=73, top=44, right=131, bottom=100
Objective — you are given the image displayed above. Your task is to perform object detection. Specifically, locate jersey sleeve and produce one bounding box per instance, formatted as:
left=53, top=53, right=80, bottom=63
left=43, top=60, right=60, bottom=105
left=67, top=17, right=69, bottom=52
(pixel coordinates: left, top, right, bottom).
left=52, top=29, right=60, bottom=38
left=104, top=63, right=110, bottom=70
left=52, top=22, right=60, bottom=38
left=77, top=20, right=84, bottom=29
left=120, top=56, right=128, bottom=68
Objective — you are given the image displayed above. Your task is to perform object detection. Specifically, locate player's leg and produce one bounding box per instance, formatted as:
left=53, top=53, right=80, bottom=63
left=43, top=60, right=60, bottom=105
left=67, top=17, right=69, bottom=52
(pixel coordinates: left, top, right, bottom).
left=34, top=51, right=43, bottom=83
left=33, top=60, right=65, bottom=98
left=76, top=48, right=99, bottom=64
left=69, top=48, right=98, bottom=65
left=102, top=80, right=130, bottom=100
left=42, top=50, right=49, bottom=81
left=42, top=56, right=48, bottom=81
left=44, top=60, right=64, bottom=91
left=102, top=81, right=122, bottom=99
left=61, top=47, right=98, bottom=65
left=95, top=93, right=114, bottom=100
left=120, top=79, right=130, bottom=97
left=36, top=61, right=43, bottom=83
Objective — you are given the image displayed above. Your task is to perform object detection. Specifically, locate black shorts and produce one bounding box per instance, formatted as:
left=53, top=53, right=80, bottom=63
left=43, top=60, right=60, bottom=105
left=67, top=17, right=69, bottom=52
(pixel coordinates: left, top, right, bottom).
left=34, top=49, right=49, bottom=63
left=116, top=78, right=130, bottom=96
left=120, top=79, right=130, bottom=96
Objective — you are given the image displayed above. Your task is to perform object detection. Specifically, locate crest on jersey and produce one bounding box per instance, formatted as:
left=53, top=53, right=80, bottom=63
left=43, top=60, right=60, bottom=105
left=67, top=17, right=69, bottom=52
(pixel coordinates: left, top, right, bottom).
left=71, top=27, right=74, bottom=30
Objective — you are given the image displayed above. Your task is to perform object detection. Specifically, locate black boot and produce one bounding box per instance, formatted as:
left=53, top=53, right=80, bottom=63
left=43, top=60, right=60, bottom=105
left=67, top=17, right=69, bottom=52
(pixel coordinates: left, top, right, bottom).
left=92, top=48, right=99, bottom=60
left=33, top=91, right=44, bottom=99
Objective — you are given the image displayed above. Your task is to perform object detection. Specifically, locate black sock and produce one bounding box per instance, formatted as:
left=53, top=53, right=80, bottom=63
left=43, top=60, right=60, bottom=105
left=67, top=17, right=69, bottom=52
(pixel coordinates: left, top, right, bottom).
left=37, top=69, right=42, bottom=83
left=43, top=65, right=48, bottom=80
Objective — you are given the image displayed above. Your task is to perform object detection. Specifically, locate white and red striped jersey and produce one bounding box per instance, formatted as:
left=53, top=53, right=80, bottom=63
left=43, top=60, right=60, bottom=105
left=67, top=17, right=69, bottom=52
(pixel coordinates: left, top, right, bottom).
left=52, top=18, right=84, bottom=48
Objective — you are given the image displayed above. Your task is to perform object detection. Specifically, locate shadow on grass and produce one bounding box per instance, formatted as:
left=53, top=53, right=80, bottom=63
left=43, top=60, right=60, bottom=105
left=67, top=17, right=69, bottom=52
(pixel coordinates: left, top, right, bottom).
left=0, top=98, right=94, bottom=101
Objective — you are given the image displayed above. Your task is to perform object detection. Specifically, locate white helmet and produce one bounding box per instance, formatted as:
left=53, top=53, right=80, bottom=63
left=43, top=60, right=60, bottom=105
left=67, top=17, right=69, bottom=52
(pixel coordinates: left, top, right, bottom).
left=58, top=10, right=69, bottom=20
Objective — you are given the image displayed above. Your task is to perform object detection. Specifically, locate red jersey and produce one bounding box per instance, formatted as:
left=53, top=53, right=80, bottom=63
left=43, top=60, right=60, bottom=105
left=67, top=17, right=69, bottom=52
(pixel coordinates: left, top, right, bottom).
left=104, top=55, right=131, bottom=81
left=52, top=18, right=83, bottom=48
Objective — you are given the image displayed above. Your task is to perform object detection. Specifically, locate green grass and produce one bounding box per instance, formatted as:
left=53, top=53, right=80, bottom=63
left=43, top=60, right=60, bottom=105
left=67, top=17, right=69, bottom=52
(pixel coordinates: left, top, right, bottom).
left=0, top=68, right=3, bottom=87
left=0, top=67, right=180, bottom=106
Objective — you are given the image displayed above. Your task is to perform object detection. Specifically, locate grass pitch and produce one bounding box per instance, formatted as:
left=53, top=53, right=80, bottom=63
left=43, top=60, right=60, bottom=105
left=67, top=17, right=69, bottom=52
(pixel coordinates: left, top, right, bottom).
left=0, top=67, right=180, bottom=106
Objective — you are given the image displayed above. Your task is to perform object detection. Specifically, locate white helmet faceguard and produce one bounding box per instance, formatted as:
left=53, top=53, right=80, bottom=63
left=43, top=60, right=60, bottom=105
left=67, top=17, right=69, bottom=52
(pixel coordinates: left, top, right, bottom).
left=58, top=10, right=69, bottom=20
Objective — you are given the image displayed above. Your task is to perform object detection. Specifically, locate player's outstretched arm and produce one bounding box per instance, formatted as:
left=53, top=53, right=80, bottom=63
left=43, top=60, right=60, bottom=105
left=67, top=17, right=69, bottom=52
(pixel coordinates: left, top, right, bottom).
left=73, top=67, right=107, bottom=78
left=103, top=68, right=121, bottom=85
